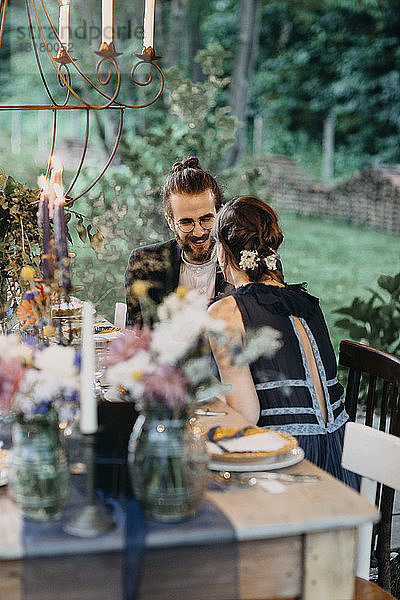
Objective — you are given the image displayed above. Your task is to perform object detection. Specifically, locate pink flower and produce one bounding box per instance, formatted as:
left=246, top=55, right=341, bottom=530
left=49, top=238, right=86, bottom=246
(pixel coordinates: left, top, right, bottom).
left=143, top=364, right=188, bottom=409
left=0, top=358, right=25, bottom=419
left=107, top=326, right=151, bottom=367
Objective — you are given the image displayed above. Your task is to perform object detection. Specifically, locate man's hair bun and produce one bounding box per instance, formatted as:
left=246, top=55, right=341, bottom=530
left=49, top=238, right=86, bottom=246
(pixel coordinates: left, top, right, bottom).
left=171, top=156, right=201, bottom=173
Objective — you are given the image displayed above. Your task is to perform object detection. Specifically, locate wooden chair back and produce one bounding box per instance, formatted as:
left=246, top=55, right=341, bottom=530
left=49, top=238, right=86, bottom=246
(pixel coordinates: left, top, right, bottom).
left=339, top=340, right=400, bottom=591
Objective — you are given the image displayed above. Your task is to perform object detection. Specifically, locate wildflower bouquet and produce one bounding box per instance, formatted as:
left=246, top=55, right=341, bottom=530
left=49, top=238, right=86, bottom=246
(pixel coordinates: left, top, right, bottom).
left=105, top=286, right=227, bottom=412
left=104, top=286, right=282, bottom=522
left=0, top=334, right=79, bottom=423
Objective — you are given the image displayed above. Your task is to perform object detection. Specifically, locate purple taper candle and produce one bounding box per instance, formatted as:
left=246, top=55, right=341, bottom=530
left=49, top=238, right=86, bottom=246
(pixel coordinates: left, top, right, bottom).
left=53, top=183, right=71, bottom=293
left=38, top=176, right=53, bottom=281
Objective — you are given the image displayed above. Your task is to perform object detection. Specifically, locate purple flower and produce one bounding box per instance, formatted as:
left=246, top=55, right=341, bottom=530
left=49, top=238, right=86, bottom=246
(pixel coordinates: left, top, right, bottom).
left=73, top=350, right=81, bottom=373
left=143, top=364, right=188, bottom=409
left=34, top=401, right=51, bottom=415
left=22, top=335, right=39, bottom=347
left=107, top=326, right=151, bottom=367
left=23, top=291, right=35, bottom=300
left=69, top=389, right=79, bottom=404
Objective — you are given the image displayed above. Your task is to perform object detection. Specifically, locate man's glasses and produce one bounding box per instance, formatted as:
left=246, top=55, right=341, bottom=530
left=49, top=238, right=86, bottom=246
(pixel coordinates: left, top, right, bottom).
left=174, top=215, right=215, bottom=233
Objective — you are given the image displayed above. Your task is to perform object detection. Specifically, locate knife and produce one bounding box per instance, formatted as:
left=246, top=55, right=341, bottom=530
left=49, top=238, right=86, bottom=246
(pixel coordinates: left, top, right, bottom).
left=194, top=409, right=227, bottom=416
left=219, top=471, right=319, bottom=483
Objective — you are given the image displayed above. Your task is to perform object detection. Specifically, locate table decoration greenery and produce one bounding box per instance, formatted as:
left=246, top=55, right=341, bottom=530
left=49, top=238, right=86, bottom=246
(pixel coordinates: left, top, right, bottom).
left=0, top=166, right=98, bottom=337
left=0, top=168, right=41, bottom=329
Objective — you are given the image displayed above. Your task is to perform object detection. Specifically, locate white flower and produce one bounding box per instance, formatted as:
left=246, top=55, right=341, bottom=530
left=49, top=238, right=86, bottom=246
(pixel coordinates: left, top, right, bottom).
left=234, top=326, right=283, bottom=366
left=34, top=345, right=78, bottom=388
left=265, top=252, right=279, bottom=271
left=152, top=289, right=226, bottom=365
left=17, top=369, right=66, bottom=403
left=105, top=350, right=153, bottom=397
left=152, top=300, right=226, bottom=365
left=0, top=334, right=33, bottom=363
left=239, top=249, right=260, bottom=270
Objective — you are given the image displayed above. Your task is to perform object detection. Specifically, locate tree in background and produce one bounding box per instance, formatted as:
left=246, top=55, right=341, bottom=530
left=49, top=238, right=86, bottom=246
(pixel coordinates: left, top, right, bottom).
left=251, top=0, right=400, bottom=175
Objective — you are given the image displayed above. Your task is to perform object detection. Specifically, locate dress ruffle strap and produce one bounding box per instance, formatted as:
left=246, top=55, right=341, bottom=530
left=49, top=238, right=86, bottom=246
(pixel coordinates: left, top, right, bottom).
left=236, top=283, right=320, bottom=319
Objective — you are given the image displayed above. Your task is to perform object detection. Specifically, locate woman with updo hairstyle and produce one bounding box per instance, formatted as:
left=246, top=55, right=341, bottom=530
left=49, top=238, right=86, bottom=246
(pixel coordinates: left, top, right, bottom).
left=208, top=196, right=358, bottom=487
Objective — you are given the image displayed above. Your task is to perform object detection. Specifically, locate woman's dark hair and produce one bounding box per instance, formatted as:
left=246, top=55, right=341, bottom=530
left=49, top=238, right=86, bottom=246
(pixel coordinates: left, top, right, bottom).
left=213, top=196, right=284, bottom=283
left=162, top=156, right=223, bottom=216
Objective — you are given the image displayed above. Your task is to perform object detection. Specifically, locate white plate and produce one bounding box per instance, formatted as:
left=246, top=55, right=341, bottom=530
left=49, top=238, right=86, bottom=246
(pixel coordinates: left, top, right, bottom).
left=0, top=468, right=8, bottom=487
left=208, top=446, right=305, bottom=472
left=95, top=331, right=124, bottom=341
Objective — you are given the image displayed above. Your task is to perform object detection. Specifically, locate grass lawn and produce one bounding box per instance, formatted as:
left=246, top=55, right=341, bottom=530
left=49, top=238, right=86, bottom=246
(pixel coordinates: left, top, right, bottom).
left=277, top=213, right=399, bottom=354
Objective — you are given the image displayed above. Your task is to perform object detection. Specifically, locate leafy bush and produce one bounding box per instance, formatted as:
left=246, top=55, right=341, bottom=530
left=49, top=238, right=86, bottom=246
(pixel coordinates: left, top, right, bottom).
left=0, top=169, right=41, bottom=318
left=334, top=273, right=400, bottom=356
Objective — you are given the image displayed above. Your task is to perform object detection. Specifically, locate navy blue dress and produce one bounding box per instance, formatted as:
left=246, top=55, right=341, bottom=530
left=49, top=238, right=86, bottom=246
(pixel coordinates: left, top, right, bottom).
left=230, top=283, right=359, bottom=489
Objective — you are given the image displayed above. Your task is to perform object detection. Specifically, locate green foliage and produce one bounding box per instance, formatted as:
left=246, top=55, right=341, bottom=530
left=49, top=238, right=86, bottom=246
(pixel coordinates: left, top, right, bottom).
left=276, top=213, right=399, bottom=354
left=334, top=273, right=400, bottom=355
left=254, top=0, right=400, bottom=164
left=0, top=168, right=41, bottom=315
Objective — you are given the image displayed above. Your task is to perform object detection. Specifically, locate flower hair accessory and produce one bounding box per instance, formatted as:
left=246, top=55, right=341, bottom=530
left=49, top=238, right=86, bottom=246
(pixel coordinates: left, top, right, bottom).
left=239, top=249, right=260, bottom=270
left=264, top=250, right=279, bottom=271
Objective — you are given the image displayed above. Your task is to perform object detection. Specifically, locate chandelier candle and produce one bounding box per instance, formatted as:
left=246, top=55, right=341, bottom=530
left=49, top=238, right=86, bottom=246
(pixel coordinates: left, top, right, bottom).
left=58, top=0, right=70, bottom=49
left=80, top=301, right=97, bottom=435
left=101, top=0, right=113, bottom=45
left=143, top=0, right=155, bottom=50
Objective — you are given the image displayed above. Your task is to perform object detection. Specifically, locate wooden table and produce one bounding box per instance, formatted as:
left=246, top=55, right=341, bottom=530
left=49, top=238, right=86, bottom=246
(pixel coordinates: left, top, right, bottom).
left=0, top=399, right=379, bottom=600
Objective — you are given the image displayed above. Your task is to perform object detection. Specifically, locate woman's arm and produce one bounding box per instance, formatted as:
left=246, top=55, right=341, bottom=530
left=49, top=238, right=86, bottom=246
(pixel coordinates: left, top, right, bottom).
left=208, top=297, right=260, bottom=424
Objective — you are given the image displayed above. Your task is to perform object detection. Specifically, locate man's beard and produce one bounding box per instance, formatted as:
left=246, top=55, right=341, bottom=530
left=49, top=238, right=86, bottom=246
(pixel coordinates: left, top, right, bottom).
left=176, top=231, right=215, bottom=263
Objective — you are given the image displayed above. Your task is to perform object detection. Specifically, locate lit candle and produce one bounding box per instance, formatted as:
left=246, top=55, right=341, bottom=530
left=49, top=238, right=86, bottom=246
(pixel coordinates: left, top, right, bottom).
left=143, top=0, right=155, bottom=50
left=53, top=183, right=71, bottom=292
left=58, top=0, right=70, bottom=49
left=37, top=175, right=52, bottom=281
left=102, top=0, right=113, bottom=45
left=80, top=302, right=97, bottom=435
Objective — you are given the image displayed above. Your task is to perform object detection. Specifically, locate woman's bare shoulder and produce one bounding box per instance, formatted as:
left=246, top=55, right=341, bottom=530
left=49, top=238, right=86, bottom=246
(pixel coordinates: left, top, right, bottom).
left=208, top=295, right=241, bottom=328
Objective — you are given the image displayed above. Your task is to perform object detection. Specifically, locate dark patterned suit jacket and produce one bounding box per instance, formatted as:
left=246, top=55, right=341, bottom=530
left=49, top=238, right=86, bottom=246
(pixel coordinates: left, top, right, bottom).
left=125, top=239, right=233, bottom=326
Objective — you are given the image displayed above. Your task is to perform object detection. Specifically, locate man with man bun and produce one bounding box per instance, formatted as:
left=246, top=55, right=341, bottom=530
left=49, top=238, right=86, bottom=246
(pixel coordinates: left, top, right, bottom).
left=125, top=157, right=232, bottom=325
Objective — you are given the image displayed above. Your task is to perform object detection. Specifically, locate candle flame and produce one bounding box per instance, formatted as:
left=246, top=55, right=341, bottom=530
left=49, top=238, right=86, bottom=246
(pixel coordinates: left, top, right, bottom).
left=60, top=0, right=70, bottom=5
left=50, top=156, right=63, bottom=187
left=38, top=174, right=49, bottom=193
left=53, top=183, right=65, bottom=202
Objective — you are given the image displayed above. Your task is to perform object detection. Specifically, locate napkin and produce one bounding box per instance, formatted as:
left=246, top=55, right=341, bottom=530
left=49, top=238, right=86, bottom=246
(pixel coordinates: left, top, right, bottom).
left=207, top=426, right=290, bottom=455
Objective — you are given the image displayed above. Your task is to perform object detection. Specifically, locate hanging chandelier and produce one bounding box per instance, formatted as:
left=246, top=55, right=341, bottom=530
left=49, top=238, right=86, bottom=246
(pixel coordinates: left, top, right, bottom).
left=0, top=0, right=164, bottom=203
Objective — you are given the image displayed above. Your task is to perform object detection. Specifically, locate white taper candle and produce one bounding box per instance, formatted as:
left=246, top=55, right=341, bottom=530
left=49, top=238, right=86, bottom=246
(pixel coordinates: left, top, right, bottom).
left=102, top=0, right=113, bottom=45
left=143, top=0, right=155, bottom=49
left=59, top=0, right=70, bottom=49
left=80, top=302, right=97, bottom=435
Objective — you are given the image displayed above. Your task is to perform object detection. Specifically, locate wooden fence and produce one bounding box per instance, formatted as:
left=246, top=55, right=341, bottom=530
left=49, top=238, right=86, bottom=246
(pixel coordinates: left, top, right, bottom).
left=259, top=157, right=400, bottom=235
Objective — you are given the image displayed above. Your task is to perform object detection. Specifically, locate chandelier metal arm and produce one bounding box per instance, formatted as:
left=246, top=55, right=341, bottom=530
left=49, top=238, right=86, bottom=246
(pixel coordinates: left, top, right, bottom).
left=67, top=107, right=124, bottom=204
left=65, top=109, right=90, bottom=197
left=0, top=0, right=8, bottom=49
left=36, top=0, right=122, bottom=109
left=45, top=110, right=58, bottom=179
left=30, top=0, right=96, bottom=108
left=26, top=0, right=59, bottom=106
left=0, top=3, right=165, bottom=205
